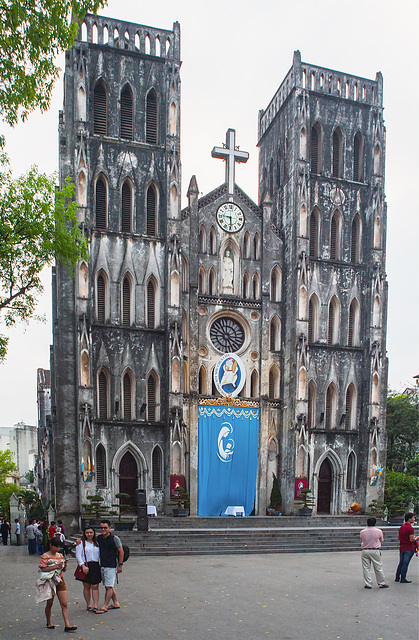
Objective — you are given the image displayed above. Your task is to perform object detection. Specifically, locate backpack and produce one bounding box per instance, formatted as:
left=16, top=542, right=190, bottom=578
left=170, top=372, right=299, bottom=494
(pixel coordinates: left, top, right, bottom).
left=111, top=534, right=130, bottom=563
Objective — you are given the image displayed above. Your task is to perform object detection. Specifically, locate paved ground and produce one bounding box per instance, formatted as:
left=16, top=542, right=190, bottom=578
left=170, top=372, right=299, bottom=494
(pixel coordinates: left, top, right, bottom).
left=0, top=545, right=417, bottom=640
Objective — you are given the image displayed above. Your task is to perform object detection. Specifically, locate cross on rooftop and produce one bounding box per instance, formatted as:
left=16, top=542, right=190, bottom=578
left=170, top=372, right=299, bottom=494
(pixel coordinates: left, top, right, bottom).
left=211, top=129, right=249, bottom=195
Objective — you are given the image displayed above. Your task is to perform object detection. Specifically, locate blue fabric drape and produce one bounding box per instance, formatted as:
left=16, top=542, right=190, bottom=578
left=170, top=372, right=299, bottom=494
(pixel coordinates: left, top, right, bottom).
left=198, top=405, right=259, bottom=516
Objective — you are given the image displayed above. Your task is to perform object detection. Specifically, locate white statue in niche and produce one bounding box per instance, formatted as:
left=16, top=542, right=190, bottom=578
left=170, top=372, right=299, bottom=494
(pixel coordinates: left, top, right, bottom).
left=222, top=248, right=234, bottom=294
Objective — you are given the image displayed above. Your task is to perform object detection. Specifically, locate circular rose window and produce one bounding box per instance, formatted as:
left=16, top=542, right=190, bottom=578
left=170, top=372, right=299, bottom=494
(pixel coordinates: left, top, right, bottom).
left=210, top=317, right=245, bottom=353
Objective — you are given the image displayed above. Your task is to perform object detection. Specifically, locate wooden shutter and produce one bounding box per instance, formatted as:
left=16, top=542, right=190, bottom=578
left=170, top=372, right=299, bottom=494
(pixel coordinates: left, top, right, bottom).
left=328, top=301, right=334, bottom=345
left=310, top=125, right=319, bottom=174
left=332, top=130, right=340, bottom=178
left=353, top=132, right=362, bottom=181
left=330, top=215, right=337, bottom=260
left=308, top=298, right=314, bottom=343
left=120, top=85, right=133, bottom=140
left=152, top=447, right=162, bottom=488
left=309, top=212, right=318, bottom=257
left=146, top=185, right=157, bottom=236
left=98, top=371, right=108, bottom=419
left=121, top=182, right=132, bottom=232
left=95, top=177, right=107, bottom=229
left=123, top=373, right=132, bottom=420
left=270, top=321, right=276, bottom=351
left=147, top=280, right=155, bottom=328
left=122, top=277, right=131, bottom=327
left=348, top=302, right=354, bottom=347
left=325, top=386, right=332, bottom=429
left=96, top=445, right=106, bottom=487
left=147, top=374, right=156, bottom=422
left=97, top=274, right=105, bottom=323
left=146, top=90, right=158, bottom=144
left=94, top=81, right=107, bottom=136
left=345, top=387, right=352, bottom=429
left=268, top=370, right=275, bottom=399
left=351, top=217, right=359, bottom=263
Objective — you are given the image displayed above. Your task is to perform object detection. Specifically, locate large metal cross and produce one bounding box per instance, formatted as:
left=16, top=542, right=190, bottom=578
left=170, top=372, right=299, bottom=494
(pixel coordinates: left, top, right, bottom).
left=211, top=128, right=249, bottom=195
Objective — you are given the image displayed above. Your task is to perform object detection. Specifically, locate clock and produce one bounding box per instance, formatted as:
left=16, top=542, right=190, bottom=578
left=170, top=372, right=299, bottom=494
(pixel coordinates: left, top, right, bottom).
left=216, top=203, right=245, bottom=233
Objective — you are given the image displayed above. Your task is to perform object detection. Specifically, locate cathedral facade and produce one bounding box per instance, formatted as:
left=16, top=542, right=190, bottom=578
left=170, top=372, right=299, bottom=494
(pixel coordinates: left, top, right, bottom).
left=51, top=14, right=388, bottom=524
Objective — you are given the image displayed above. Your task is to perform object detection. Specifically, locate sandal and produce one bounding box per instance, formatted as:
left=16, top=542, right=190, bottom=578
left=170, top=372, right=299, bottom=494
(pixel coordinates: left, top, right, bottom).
left=46, top=625, right=55, bottom=629
left=64, top=626, right=77, bottom=633
left=95, top=608, right=108, bottom=614
left=87, top=606, right=93, bottom=611
left=108, top=605, right=121, bottom=610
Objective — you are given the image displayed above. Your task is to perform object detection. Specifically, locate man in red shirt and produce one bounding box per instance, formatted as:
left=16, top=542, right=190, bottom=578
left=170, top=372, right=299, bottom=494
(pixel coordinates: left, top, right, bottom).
left=395, top=512, right=418, bottom=583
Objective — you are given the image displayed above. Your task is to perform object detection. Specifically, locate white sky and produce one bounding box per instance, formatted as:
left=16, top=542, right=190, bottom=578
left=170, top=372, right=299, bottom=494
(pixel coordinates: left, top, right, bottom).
left=0, top=0, right=418, bottom=427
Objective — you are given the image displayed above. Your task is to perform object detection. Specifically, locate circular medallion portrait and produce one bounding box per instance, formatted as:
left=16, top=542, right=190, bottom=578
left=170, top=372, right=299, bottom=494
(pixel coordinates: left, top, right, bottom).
left=214, top=353, right=246, bottom=397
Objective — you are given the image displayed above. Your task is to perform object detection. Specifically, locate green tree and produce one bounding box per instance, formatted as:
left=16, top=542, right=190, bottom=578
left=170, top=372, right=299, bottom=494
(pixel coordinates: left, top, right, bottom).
left=0, top=0, right=105, bottom=125
left=386, top=392, right=419, bottom=472
left=384, top=469, right=419, bottom=516
left=0, top=150, right=88, bottom=359
left=0, top=449, right=17, bottom=485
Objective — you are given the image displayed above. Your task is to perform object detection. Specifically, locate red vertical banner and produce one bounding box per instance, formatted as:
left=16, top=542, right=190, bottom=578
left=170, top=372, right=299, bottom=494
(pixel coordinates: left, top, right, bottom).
left=170, top=475, right=185, bottom=497
left=294, top=478, right=308, bottom=499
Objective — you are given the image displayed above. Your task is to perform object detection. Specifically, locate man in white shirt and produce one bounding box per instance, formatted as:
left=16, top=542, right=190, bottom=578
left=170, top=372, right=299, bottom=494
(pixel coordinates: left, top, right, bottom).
left=14, top=519, right=21, bottom=546
left=360, top=517, right=389, bottom=589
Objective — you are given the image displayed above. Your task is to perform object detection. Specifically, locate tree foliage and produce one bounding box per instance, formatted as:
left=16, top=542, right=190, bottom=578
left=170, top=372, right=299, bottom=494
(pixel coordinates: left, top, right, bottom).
left=386, top=392, right=419, bottom=472
left=0, top=0, right=105, bottom=125
left=0, top=449, right=17, bottom=485
left=0, top=148, right=88, bottom=359
left=384, top=469, right=419, bottom=516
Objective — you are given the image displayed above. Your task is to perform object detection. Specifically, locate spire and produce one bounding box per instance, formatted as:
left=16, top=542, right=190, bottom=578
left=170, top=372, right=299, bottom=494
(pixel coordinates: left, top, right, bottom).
left=187, top=175, right=199, bottom=196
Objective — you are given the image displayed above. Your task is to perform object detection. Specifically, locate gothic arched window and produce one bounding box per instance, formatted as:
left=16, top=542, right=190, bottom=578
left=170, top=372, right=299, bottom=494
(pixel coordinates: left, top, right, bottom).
left=332, top=127, right=343, bottom=178
left=308, top=381, right=317, bottom=429
left=120, top=84, right=133, bottom=140
left=146, top=89, right=158, bottom=144
left=325, top=383, right=337, bottom=429
left=327, top=295, right=340, bottom=345
left=345, top=383, right=357, bottom=430
left=95, top=175, right=107, bottom=229
left=93, top=79, right=107, bottom=136
left=97, top=369, right=109, bottom=419
left=308, top=293, right=319, bottom=343
left=351, top=214, right=361, bottom=263
left=353, top=131, right=363, bottom=181
left=122, top=275, right=132, bottom=327
left=96, top=444, right=106, bottom=487
left=147, top=371, right=159, bottom=422
left=268, top=365, right=280, bottom=399
left=121, top=180, right=132, bottom=232
left=270, top=266, right=282, bottom=302
left=122, top=370, right=134, bottom=420
left=146, top=278, right=157, bottom=328
left=152, top=446, right=163, bottom=488
left=96, top=271, right=107, bottom=323
left=309, top=207, right=320, bottom=258
left=198, top=366, right=207, bottom=395
left=269, top=316, right=281, bottom=351
left=146, top=183, right=158, bottom=236
left=348, top=298, right=360, bottom=346
left=310, top=122, right=322, bottom=174
left=330, top=210, right=341, bottom=260
left=346, top=451, right=356, bottom=490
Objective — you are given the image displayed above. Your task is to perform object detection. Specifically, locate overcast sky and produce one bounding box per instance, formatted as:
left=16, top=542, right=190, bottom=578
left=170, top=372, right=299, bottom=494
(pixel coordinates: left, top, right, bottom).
left=0, top=0, right=418, bottom=427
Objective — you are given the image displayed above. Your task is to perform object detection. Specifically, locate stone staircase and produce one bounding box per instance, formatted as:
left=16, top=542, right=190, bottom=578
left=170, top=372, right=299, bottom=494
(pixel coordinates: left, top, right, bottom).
left=110, top=516, right=407, bottom=557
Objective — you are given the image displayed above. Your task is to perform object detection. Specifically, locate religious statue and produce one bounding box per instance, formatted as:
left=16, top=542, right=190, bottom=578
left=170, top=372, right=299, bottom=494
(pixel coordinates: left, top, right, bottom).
left=222, top=248, right=234, bottom=293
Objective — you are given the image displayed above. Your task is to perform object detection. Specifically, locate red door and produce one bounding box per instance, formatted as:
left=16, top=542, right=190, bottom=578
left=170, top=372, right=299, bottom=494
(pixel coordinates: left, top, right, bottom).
left=317, top=458, right=332, bottom=514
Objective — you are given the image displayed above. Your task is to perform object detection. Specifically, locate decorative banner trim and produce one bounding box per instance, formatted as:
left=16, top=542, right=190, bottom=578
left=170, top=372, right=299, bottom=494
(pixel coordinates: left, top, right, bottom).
left=199, top=396, right=258, bottom=408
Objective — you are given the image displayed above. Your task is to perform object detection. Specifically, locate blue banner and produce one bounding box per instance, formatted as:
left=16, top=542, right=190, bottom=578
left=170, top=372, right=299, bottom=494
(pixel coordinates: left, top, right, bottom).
left=198, top=405, right=259, bottom=516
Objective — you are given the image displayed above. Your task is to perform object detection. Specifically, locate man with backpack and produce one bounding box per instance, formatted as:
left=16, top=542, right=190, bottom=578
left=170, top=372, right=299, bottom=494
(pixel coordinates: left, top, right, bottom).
left=95, top=520, right=124, bottom=613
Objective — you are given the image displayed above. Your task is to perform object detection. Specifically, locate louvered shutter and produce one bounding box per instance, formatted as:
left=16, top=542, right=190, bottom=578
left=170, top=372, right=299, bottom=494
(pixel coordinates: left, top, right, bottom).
left=147, top=280, right=155, bottom=328
left=97, top=274, right=105, bottom=323
left=123, top=373, right=131, bottom=420
left=147, top=375, right=156, bottom=422
left=310, top=125, right=319, bottom=174
left=95, top=178, right=107, bottom=229
left=122, top=277, right=130, bottom=327
left=121, top=182, right=132, bottom=232
left=146, top=91, right=158, bottom=144
left=94, top=81, right=107, bottom=136
left=98, top=371, right=107, bottom=419
left=120, top=85, right=133, bottom=140
left=146, top=185, right=157, bottom=236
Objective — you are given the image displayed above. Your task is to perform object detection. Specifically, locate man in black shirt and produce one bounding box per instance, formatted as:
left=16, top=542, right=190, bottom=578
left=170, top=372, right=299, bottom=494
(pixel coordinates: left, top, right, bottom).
left=95, top=520, right=124, bottom=613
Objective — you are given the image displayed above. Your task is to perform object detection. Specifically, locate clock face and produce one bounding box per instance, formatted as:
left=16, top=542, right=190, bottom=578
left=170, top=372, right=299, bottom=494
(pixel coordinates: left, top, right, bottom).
left=216, top=203, right=245, bottom=233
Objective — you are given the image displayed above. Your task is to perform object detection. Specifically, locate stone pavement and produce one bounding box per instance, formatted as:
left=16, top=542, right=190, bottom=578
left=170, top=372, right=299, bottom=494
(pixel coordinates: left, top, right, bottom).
left=0, top=545, right=417, bottom=640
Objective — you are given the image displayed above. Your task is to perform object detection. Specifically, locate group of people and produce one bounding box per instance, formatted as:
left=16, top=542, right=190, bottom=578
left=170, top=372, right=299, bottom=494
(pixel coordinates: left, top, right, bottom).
left=35, top=519, right=124, bottom=633
left=26, top=519, right=66, bottom=555
left=360, top=512, right=418, bottom=588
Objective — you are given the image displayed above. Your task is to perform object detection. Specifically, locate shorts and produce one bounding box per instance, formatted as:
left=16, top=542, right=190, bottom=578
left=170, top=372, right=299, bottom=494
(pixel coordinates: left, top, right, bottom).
left=101, top=567, right=117, bottom=588
left=56, top=576, right=67, bottom=592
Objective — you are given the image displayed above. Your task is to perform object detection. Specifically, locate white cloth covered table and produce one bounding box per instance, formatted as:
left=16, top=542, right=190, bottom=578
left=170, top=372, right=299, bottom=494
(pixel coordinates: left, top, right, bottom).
left=147, top=505, right=157, bottom=516
left=224, top=506, right=245, bottom=517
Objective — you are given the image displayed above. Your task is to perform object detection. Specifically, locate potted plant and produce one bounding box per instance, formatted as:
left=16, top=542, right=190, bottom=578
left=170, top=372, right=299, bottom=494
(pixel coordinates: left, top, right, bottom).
left=81, top=494, right=112, bottom=527
left=113, top=493, right=135, bottom=531
left=296, top=488, right=315, bottom=516
left=170, top=485, right=190, bottom=517
left=266, top=473, right=282, bottom=516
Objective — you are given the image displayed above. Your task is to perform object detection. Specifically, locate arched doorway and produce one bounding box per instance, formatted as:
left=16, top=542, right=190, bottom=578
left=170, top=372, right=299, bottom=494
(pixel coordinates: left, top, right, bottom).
left=119, top=451, right=138, bottom=508
left=317, top=458, right=332, bottom=514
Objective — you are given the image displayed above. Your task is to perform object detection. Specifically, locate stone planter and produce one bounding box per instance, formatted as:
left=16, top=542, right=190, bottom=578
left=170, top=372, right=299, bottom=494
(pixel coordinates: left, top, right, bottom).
left=298, top=508, right=313, bottom=516
left=389, top=517, right=404, bottom=527
left=114, top=521, right=135, bottom=531
left=172, top=508, right=189, bottom=517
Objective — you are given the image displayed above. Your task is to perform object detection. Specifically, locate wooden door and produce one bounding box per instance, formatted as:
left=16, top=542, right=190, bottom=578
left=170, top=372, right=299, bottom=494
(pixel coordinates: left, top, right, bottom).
left=317, top=458, right=332, bottom=514
left=119, top=451, right=138, bottom=507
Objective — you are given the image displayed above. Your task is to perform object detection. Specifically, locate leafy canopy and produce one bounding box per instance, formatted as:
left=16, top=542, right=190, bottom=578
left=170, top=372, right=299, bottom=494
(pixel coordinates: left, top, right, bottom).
left=0, top=0, right=105, bottom=125
left=0, top=147, right=88, bottom=359
left=0, top=449, right=17, bottom=485
left=384, top=469, right=419, bottom=517
left=386, top=391, right=419, bottom=472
